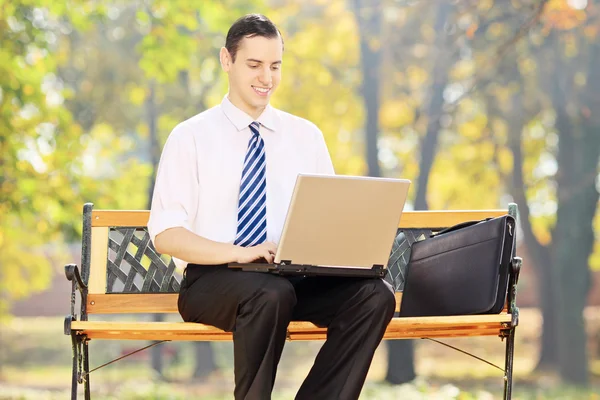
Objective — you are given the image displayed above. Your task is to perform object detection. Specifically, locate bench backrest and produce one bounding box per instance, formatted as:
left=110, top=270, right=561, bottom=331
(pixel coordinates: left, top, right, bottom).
left=81, top=204, right=516, bottom=315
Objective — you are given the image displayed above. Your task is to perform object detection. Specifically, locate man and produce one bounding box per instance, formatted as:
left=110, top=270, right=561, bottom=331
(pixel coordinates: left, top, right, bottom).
left=148, top=14, right=395, bottom=400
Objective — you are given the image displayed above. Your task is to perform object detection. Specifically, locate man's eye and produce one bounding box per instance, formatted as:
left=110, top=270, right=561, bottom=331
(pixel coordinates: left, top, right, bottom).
left=271, top=66, right=280, bottom=70
left=249, top=65, right=259, bottom=69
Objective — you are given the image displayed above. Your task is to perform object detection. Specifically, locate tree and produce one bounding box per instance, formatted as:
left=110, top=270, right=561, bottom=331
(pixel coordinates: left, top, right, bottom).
left=0, top=2, right=106, bottom=319
left=525, top=5, right=600, bottom=382
left=351, top=0, right=382, bottom=178
left=471, top=0, right=599, bottom=383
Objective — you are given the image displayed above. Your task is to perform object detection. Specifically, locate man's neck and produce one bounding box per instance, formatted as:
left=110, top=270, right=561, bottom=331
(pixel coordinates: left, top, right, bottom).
left=227, top=93, right=266, bottom=121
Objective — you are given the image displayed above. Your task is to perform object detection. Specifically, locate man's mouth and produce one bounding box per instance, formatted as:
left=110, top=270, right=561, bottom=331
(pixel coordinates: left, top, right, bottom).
left=252, top=86, right=270, bottom=96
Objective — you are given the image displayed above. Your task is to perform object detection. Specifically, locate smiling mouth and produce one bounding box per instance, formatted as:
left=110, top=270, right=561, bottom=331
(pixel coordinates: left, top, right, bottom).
left=252, top=86, right=271, bottom=96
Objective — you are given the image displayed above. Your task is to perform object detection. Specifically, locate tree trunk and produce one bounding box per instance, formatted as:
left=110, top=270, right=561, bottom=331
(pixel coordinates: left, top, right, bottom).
left=385, top=340, right=415, bottom=384
left=386, top=2, right=454, bottom=384
left=352, top=0, right=382, bottom=178
left=505, top=90, right=559, bottom=371
left=414, top=2, right=454, bottom=211
left=526, top=235, right=558, bottom=371
left=551, top=125, right=596, bottom=385
left=146, top=82, right=160, bottom=207
left=193, top=342, right=217, bottom=380
left=351, top=0, right=416, bottom=382
left=511, top=132, right=558, bottom=371
left=549, top=33, right=600, bottom=384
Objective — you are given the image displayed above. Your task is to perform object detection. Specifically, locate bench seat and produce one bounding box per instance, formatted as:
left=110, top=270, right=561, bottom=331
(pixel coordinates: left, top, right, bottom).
left=73, top=291, right=512, bottom=341
left=71, top=314, right=512, bottom=341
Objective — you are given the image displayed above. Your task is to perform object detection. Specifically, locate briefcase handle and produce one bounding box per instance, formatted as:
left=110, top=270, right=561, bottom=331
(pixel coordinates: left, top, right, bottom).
left=432, top=218, right=493, bottom=238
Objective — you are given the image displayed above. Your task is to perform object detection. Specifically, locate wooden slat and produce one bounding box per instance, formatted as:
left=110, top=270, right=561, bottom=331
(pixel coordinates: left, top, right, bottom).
left=72, top=314, right=510, bottom=333
left=292, top=329, right=503, bottom=341
left=77, top=328, right=504, bottom=341
left=71, top=315, right=510, bottom=342
left=92, top=210, right=150, bottom=227
left=398, top=210, right=505, bottom=228
left=88, top=294, right=179, bottom=314
left=88, top=227, right=109, bottom=294
left=87, top=292, right=404, bottom=314
left=80, top=332, right=234, bottom=341
left=388, top=314, right=511, bottom=327
left=91, top=209, right=507, bottom=228
left=396, top=292, right=402, bottom=312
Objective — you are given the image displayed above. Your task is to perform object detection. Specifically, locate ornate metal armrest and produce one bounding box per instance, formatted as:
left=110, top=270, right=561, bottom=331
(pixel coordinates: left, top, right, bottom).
left=508, top=257, right=522, bottom=328
left=511, top=257, right=522, bottom=285
left=65, top=263, right=87, bottom=290
left=64, top=264, right=89, bottom=334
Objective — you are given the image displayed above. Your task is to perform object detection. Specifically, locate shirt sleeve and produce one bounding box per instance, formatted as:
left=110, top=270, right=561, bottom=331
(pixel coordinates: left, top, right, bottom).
left=314, top=127, right=335, bottom=175
left=148, top=125, right=199, bottom=244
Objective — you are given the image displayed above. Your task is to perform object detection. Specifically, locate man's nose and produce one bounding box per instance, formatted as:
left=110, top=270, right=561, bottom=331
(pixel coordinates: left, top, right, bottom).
left=258, top=67, right=272, bottom=85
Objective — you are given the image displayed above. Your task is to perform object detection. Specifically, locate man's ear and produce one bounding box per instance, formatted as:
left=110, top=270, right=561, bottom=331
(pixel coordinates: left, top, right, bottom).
left=220, top=47, right=232, bottom=72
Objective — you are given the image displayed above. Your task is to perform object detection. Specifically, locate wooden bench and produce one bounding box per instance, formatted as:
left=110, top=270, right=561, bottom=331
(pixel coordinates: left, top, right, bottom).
left=64, top=203, right=522, bottom=400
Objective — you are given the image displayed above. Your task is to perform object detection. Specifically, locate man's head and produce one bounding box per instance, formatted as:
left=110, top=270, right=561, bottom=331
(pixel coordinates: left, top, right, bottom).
left=220, top=14, right=284, bottom=119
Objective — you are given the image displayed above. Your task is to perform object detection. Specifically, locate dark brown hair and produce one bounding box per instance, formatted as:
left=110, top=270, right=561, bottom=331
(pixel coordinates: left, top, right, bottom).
left=225, top=14, right=284, bottom=62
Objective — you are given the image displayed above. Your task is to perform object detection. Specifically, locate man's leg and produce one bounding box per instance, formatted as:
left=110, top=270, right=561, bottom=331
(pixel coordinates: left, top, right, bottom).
left=291, top=276, right=396, bottom=400
left=179, top=265, right=296, bottom=400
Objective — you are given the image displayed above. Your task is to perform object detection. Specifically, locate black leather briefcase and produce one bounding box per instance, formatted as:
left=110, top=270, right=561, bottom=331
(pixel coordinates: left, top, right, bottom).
left=399, top=215, right=516, bottom=317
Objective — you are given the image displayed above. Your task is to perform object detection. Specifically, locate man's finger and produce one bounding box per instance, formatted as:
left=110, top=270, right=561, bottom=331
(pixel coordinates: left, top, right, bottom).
left=265, top=251, right=274, bottom=264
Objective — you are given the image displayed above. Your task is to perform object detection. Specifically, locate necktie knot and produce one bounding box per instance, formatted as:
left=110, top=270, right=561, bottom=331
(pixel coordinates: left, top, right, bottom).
left=250, top=122, right=261, bottom=136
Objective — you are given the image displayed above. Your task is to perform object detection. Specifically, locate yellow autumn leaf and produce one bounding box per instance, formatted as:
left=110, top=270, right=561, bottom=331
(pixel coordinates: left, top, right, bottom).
left=380, top=100, right=414, bottom=129
left=129, top=86, right=147, bottom=106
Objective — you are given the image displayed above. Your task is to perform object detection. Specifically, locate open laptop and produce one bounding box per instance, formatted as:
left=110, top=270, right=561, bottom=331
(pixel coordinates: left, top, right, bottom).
left=229, top=174, right=411, bottom=278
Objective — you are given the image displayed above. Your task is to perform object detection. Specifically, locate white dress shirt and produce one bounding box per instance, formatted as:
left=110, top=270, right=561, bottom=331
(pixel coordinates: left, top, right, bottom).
left=148, top=96, right=335, bottom=269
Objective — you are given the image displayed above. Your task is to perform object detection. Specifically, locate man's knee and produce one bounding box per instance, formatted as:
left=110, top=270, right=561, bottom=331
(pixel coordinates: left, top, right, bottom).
left=250, top=277, right=297, bottom=316
left=360, top=279, right=396, bottom=318
left=380, top=280, right=397, bottom=316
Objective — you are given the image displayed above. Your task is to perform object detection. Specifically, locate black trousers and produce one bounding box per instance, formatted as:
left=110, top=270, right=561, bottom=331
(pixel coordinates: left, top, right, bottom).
left=178, top=264, right=396, bottom=400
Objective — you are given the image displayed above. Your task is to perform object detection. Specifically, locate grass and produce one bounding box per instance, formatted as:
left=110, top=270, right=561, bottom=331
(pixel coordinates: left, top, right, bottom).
left=1, top=379, right=599, bottom=399
left=1, top=310, right=600, bottom=399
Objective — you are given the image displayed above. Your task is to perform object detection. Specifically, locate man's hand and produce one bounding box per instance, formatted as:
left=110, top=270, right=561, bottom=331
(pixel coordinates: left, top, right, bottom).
left=235, top=241, right=278, bottom=264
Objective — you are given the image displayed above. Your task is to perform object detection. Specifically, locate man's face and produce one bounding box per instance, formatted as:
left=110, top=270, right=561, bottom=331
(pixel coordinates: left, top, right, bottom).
left=222, top=35, right=282, bottom=117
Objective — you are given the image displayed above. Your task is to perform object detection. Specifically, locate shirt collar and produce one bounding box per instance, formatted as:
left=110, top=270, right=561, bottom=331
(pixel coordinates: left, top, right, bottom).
left=221, top=95, right=280, bottom=133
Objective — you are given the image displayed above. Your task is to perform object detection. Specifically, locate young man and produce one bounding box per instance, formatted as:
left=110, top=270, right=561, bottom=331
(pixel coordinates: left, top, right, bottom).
left=148, top=14, right=395, bottom=400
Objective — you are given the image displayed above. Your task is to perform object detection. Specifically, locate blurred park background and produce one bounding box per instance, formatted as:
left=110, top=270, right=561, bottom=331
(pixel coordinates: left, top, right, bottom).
left=1, top=0, right=600, bottom=398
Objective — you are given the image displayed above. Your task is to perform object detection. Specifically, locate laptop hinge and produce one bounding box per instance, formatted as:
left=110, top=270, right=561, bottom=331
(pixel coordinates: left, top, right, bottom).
left=371, top=264, right=384, bottom=270
left=280, top=260, right=292, bottom=265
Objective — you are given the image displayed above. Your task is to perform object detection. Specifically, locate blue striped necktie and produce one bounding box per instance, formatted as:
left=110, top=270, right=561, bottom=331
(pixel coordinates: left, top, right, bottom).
left=234, top=121, right=267, bottom=247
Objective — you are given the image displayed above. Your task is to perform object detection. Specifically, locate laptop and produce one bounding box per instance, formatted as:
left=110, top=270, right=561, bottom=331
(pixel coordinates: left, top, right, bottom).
left=229, top=174, right=411, bottom=278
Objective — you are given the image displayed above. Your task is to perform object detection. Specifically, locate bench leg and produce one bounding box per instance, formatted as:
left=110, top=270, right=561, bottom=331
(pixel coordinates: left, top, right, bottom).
left=83, top=340, right=91, bottom=400
left=71, top=334, right=79, bottom=400
left=70, top=334, right=91, bottom=400
left=503, top=328, right=516, bottom=400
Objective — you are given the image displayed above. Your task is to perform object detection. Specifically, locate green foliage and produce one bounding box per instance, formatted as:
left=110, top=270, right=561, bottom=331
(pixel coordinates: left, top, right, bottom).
left=0, top=0, right=266, bottom=317
left=0, top=2, right=89, bottom=316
